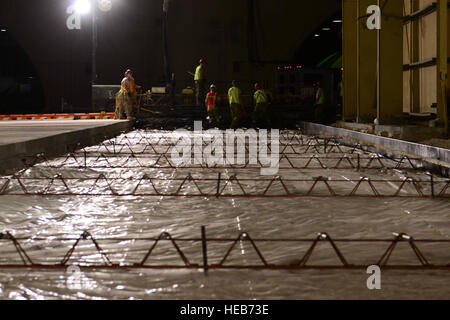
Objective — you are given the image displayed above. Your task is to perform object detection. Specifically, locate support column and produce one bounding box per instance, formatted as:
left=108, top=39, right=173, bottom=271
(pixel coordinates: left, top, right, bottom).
left=358, top=0, right=377, bottom=122
left=379, top=0, right=404, bottom=122
left=437, top=0, right=448, bottom=132
left=410, top=0, right=420, bottom=113
left=342, top=0, right=358, bottom=121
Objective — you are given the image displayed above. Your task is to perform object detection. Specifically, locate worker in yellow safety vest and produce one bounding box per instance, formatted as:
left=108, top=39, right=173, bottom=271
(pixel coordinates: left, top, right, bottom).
left=194, top=59, right=206, bottom=106
left=253, top=83, right=271, bottom=128
left=115, top=69, right=140, bottom=120
left=314, top=81, right=326, bottom=123
left=228, top=80, right=243, bottom=129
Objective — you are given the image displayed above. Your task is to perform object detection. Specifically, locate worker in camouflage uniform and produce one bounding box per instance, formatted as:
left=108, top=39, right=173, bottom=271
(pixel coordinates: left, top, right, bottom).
left=115, top=69, right=138, bottom=120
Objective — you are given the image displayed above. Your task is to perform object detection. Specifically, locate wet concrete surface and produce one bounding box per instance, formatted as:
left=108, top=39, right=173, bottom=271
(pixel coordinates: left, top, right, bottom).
left=0, top=128, right=449, bottom=299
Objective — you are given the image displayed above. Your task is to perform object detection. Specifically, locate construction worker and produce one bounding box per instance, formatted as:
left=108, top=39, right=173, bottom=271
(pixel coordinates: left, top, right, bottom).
left=194, top=59, right=206, bottom=106
left=205, top=84, right=219, bottom=124
left=228, top=80, right=243, bottom=129
left=115, top=69, right=139, bottom=120
left=253, top=83, right=271, bottom=128
left=337, top=78, right=344, bottom=119
left=314, top=81, right=326, bottom=124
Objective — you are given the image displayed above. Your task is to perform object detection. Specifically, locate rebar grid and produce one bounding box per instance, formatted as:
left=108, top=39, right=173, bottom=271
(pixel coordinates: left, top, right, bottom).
left=0, top=230, right=448, bottom=270
left=0, top=174, right=448, bottom=198
left=2, top=130, right=447, bottom=198
left=21, top=152, right=421, bottom=171
left=2, top=129, right=449, bottom=273
left=16, top=130, right=426, bottom=173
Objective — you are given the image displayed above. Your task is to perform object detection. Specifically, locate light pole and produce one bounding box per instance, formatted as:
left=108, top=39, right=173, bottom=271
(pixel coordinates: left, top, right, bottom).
left=92, top=2, right=98, bottom=85
left=163, top=0, right=171, bottom=85
left=73, top=0, right=112, bottom=110
left=90, top=0, right=112, bottom=85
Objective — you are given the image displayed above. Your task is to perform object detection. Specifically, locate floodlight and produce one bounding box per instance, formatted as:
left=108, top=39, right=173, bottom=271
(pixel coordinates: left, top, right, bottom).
left=74, top=0, right=91, bottom=14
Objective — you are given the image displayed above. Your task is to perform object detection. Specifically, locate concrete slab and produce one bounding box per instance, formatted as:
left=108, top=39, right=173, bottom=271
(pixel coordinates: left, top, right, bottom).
left=335, top=121, right=447, bottom=141
left=299, top=121, right=450, bottom=177
left=0, top=120, right=132, bottom=174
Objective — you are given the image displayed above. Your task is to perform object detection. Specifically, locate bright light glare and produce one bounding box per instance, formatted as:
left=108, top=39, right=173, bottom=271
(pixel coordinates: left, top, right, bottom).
left=74, top=0, right=91, bottom=14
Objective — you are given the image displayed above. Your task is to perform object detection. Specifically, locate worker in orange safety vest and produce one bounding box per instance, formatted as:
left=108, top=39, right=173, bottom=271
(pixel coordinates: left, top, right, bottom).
left=205, top=84, right=220, bottom=125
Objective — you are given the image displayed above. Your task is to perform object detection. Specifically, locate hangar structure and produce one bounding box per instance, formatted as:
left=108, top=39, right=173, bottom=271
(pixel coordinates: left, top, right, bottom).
left=343, top=0, right=449, bottom=132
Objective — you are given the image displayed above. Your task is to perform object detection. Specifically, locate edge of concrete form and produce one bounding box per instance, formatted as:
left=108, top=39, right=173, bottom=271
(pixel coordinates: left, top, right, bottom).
left=299, top=122, right=450, bottom=177
left=0, top=120, right=133, bottom=175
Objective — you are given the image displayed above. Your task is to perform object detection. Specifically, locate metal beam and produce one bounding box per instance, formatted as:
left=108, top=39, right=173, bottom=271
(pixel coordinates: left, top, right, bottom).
left=403, top=2, right=437, bottom=24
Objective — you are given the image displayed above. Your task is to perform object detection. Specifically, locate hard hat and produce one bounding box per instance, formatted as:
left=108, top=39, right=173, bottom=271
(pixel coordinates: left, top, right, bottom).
left=199, top=59, right=205, bottom=64
left=317, top=81, right=323, bottom=87
left=254, top=83, right=261, bottom=90
left=210, top=84, right=216, bottom=89
left=125, top=69, right=133, bottom=76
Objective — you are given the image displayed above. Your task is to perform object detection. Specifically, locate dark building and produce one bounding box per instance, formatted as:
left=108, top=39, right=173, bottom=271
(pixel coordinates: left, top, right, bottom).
left=0, top=0, right=340, bottom=113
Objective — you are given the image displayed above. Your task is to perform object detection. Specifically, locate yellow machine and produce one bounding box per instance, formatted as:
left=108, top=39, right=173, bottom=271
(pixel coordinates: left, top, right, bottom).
left=115, top=89, right=162, bottom=116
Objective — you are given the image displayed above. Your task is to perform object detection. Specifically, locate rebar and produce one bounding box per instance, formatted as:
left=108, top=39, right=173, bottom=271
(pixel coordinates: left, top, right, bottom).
left=0, top=230, right=447, bottom=270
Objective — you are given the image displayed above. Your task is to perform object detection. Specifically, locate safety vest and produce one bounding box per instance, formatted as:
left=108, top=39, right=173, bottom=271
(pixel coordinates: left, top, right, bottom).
left=316, top=87, right=325, bottom=105
left=194, top=65, right=203, bottom=81
left=121, top=77, right=136, bottom=93
left=228, top=86, right=241, bottom=104
left=254, top=89, right=268, bottom=104
left=206, top=91, right=217, bottom=107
